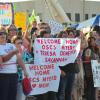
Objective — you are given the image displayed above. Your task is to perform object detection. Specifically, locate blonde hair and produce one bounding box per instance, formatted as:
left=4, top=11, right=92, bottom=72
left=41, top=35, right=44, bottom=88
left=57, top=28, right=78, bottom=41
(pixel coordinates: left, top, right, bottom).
left=0, top=26, right=6, bottom=33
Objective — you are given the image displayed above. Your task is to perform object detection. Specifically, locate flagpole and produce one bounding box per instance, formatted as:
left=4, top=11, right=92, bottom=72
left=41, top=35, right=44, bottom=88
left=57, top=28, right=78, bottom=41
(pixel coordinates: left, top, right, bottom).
left=83, top=0, right=85, bottom=21
left=44, top=0, right=55, bottom=20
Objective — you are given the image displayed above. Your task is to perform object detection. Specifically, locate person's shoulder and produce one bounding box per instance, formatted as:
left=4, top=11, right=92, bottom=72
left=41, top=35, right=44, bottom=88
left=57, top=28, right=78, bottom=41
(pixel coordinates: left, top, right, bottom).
left=6, top=43, right=14, bottom=46
left=6, top=43, right=16, bottom=49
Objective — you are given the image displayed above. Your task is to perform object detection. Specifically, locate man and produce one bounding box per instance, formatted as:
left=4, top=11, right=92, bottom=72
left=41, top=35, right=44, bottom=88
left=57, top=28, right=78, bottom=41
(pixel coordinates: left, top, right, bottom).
left=36, top=23, right=57, bottom=100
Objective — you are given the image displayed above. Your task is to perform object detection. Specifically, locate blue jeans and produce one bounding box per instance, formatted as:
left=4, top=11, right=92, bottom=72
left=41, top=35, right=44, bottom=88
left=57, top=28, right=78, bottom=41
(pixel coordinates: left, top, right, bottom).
left=57, top=73, right=75, bottom=100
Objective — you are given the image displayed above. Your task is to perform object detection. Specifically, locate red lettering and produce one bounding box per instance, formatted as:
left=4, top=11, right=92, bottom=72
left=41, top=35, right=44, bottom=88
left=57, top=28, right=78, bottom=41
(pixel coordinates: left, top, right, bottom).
left=32, top=84, right=37, bottom=88
left=35, top=70, right=50, bottom=76
left=42, top=45, right=56, bottom=50
left=40, top=51, right=56, bottom=56
left=66, top=39, right=78, bottom=44
left=36, top=39, right=61, bottom=44
left=29, top=78, right=39, bottom=82
left=61, top=46, right=75, bottom=50
left=29, top=64, right=55, bottom=70
left=45, top=58, right=65, bottom=63
left=42, top=76, right=57, bottom=82
left=60, top=50, right=76, bottom=56
left=39, top=83, right=49, bottom=88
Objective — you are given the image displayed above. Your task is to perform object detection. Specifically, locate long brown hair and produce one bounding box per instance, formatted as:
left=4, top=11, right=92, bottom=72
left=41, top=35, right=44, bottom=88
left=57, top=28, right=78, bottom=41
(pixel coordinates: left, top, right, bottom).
left=88, top=37, right=99, bottom=54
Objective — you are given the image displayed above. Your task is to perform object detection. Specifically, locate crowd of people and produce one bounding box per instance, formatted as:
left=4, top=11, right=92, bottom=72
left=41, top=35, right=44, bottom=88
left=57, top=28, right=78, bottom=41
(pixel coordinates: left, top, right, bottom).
left=0, top=20, right=100, bottom=100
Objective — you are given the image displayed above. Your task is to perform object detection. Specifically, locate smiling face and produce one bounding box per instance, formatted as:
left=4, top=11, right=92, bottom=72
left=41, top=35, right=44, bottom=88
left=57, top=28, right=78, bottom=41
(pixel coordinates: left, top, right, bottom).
left=43, top=33, right=50, bottom=38
left=8, top=29, right=17, bottom=39
left=88, top=37, right=96, bottom=47
left=0, top=33, right=6, bottom=44
left=0, top=27, right=7, bottom=44
left=8, top=25, right=17, bottom=39
left=68, top=32, right=75, bottom=38
left=14, top=38, right=23, bottom=54
left=15, top=39, right=23, bottom=48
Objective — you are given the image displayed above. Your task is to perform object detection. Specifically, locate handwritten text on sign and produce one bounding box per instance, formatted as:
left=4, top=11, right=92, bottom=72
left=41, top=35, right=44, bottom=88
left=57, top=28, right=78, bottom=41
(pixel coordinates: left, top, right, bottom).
left=91, top=60, right=100, bottom=87
left=0, top=3, right=13, bottom=25
left=34, top=38, right=80, bottom=66
left=25, top=64, right=61, bottom=95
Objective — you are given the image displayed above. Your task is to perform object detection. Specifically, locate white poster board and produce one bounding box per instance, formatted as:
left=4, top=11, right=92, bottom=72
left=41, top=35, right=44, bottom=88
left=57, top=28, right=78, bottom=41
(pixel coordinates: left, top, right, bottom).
left=25, top=64, right=61, bottom=95
left=91, top=60, right=100, bottom=87
left=34, top=38, right=80, bottom=66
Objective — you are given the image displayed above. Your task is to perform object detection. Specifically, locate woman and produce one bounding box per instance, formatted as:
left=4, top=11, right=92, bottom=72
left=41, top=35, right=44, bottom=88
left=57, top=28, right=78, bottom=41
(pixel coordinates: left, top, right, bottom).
left=11, top=36, right=26, bottom=100
left=82, top=36, right=100, bottom=100
left=7, top=24, right=17, bottom=43
left=12, top=36, right=34, bottom=100
left=0, top=26, right=27, bottom=100
left=57, top=30, right=78, bottom=100
left=36, top=28, right=57, bottom=100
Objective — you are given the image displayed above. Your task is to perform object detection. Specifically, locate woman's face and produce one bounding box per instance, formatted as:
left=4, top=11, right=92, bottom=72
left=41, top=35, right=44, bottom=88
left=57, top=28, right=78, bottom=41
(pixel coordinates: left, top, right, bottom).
left=8, top=29, right=17, bottom=39
left=67, top=32, right=75, bottom=38
left=61, top=33, right=68, bottom=38
left=92, top=32, right=99, bottom=39
left=0, top=33, right=6, bottom=43
left=15, top=39, right=23, bottom=48
left=43, top=33, right=50, bottom=38
left=90, top=38, right=96, bottom=47
left=14, top=39, right=23, bottom=53
left=23, top=38, right=30, bottom=50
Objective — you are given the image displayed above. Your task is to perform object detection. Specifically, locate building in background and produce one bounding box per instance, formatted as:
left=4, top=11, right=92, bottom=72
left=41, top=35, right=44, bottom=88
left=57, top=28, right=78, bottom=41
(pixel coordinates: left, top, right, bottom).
left=14, top=0, right=100, bottom=24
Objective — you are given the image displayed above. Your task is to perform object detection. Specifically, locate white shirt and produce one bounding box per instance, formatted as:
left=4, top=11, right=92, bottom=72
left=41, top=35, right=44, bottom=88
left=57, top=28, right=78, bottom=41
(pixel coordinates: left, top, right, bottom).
left=0, top=43, right=17, bottom=73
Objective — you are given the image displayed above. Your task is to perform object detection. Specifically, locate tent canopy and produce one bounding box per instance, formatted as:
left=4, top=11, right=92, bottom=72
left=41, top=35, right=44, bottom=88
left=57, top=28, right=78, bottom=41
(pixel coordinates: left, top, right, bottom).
left=77, top=15, right=100, bottom=29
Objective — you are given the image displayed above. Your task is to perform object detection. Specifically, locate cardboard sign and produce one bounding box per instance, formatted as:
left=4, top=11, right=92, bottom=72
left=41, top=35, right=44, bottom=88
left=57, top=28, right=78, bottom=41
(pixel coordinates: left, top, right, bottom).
left=14, top=12, right=27, bottom=32
left=91, top=60, right=100, bottom=87
left=25, top=64, right=61, bottom=95
left=34, top=38, right=80, bottom=66
left=0, top=3, right=13, bottom=25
